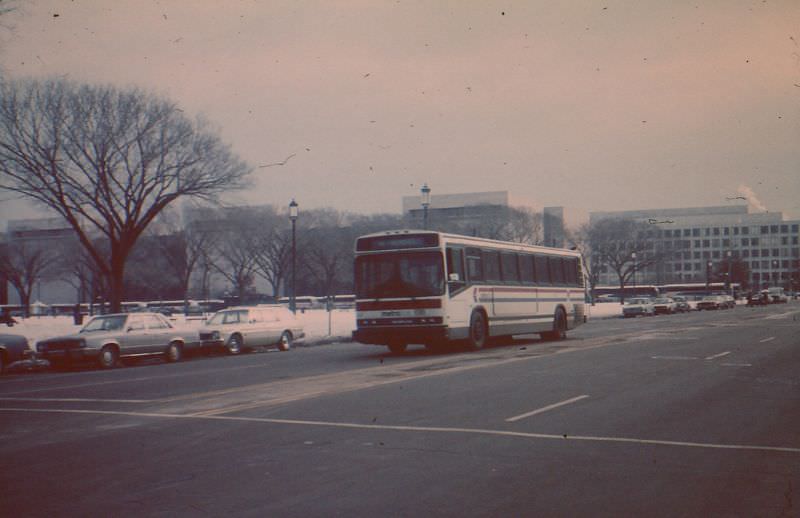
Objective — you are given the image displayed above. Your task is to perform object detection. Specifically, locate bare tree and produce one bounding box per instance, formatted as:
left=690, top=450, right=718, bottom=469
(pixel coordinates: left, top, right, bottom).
left=0, top=240, right=59, bottom=316
left=205, top=207, right=260, bottom=303
left=588, top=218, right=662, bottom=303
left=567, top=223, right=602, bottom=304
left=0, top=78, right=251, bottom=311
left=249, top=206, right=292, bottom=298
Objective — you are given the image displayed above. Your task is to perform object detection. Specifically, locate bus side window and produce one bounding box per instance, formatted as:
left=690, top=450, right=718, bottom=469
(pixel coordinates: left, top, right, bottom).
left=483, top=250, right=501, bottom=282
left=446, top=247, right=465, bottom=282
left=466, top=247, right=483, bottom=282
left=566, top=258, right=579, bottom=286
left=500, top=252, right=520, bottom=283
left=534, top=255, right=550, bottom=284
left=520, top=255, right=535, bottom=285
left=550, top=257, right=565, bottom=285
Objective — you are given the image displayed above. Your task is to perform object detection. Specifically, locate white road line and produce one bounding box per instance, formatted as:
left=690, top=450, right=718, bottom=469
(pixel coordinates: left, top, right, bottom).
left=721, top=363, right=752, bottom=367
left=0, top=397, right=150, bottom=403
left=704, top=351, right=731, bottom=361
left=651, top=356, right=698, bottom=361
left=759, top=337, right=776, bottom=343
left=506, top=395, right=589, bottom=423
left=1, top=407, right=799, bottom=454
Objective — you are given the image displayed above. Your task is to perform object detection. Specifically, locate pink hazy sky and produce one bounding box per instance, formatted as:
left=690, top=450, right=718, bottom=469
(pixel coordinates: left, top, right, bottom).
left=0, top=0, right=798, bottom=223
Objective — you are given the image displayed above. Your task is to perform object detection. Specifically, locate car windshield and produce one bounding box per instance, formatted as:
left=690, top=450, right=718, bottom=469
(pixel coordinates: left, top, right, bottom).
left=355, top=251, right=445, bottom=299
left=653, top=298, right=671, bottom=304
left=702, top=295, right=718, bottom=301
left=627, top=298, right=649, bottom=305
left=81, top=315, right=126, bottom=332
left=207, top=310, right=248, bottom=325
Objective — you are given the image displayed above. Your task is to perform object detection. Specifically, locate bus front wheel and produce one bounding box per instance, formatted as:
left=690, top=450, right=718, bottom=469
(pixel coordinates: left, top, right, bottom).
left=466, top=311, right=488, bottom=350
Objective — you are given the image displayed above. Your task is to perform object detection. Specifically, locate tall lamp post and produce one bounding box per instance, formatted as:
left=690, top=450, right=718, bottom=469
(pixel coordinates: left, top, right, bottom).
left=289, top=199, right=299, bottom=314
left=631, top=252, right=637, bottom=298
left=706, top=260, right=712, bottom=291
left=725, top=250, right=732, bottom=297
left=420, top=183, right=431, bottom=229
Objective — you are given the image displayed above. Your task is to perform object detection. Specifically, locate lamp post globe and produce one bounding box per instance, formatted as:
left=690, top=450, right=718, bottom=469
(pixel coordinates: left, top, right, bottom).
left=420, top=183, right=431, bottom=229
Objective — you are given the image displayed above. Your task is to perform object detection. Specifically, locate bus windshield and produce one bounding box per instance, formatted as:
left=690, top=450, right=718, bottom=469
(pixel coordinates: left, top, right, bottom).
left=355, top=251, right=445, bottom=299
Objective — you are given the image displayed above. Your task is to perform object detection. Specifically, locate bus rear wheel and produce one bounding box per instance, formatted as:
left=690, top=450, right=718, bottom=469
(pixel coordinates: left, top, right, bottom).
left=466, top=310, right=488, bottom=350
left=541, top=308, right=567, bottom=341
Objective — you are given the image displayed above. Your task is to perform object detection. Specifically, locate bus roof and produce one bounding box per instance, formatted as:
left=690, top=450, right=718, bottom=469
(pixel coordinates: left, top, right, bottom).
left=355, top=229, right=581, bottom=257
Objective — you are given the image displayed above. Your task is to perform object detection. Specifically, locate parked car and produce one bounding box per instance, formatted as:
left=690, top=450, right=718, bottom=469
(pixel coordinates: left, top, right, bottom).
left=622, top=298, right=655, bottom=318
left=0, top=333, right=34, bottom=374
left=198, top=305, right=305, bottom=354
left=719, top=294, right=736, bottom=309
left=671, top=295, right=691, bottom=312
left=697, top=295, right=724, bottom=310
left=36, top=312, right=193, bottom=369
left=767, top=287, right=789, bottom=304
left=652, top=297, right=678, bottom=315
left=747, top=291, right=770, bottom=306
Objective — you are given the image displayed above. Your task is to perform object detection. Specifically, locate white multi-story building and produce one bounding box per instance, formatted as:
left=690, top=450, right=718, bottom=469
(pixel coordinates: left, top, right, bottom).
left=590, top=205, right=800, bottom=290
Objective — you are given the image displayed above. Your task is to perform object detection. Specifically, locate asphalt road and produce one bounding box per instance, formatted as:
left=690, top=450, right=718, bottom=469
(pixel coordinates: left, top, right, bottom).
left=2, top=303, right=799, bottom=517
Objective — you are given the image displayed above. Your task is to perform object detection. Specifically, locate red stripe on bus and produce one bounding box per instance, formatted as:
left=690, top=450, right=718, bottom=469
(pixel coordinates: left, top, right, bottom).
left=356, top=299, right=443, bottom=311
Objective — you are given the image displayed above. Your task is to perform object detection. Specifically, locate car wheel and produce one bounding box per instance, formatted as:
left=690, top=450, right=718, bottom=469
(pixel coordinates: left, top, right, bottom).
left=278, top=331, right=292, bottom=351
left=227, top=334, right=243, bottom=355
left=98, top=345, right=118, bottom=369
left=466, top=310, right=488, bottom=350
left=165, top=341, right=183, bottom=363
left=387, top=340, right=407, bottom=354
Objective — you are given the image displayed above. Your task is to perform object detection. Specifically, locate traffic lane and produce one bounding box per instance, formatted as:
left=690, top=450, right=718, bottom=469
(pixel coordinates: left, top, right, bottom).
left=1, top=407, right=795, bottom=517
left=230, top=310, right=799, bottom=451
left=0, top=303, right=791, bottom=404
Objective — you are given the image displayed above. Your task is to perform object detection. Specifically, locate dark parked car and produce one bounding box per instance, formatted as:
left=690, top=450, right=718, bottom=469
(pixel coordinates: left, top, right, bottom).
left=0, top=333, right=34, bottom=374
left=37, top=312, right=194, bottom=369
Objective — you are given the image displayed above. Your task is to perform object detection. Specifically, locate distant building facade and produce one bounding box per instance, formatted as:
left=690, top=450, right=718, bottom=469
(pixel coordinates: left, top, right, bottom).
left=402, top=190, right=509, bottom=230
left=543, top=206, right=565, bottom=248
left=590, top=205, right=800, bottom=290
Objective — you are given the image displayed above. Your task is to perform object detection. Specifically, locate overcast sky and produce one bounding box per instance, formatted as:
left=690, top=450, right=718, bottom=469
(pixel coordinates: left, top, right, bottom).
left=1, top=0, right=798, bottom=226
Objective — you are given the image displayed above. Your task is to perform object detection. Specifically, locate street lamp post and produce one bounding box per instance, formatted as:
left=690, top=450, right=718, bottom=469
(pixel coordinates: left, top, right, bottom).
left=725, top=250, right=732, bottom=297
left=420, top=183, right=431, bottom=229
left=706, top=260, right=712, bottom=291
left=631, top=252, right=637, bottom=298
left=289, top=199, right=298, bottom=314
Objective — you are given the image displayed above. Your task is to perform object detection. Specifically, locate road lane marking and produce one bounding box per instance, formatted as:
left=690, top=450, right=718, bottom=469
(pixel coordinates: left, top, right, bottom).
left=506, top=395, right=589, bottom=422
left=2, top=407, right=799, bottom=455
left=651, top=356, right=698, bottom=361
left=704, top=351, right=731, bottom=361
left=0, top=397, right=150, bottom=403
left=721, top=363, right=752, bottom=367
left=759, top=337, right=776, bottom=343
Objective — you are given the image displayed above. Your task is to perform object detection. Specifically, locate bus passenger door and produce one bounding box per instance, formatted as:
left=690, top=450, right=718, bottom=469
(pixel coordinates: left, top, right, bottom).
left=446, top=247, right=471, bottom=335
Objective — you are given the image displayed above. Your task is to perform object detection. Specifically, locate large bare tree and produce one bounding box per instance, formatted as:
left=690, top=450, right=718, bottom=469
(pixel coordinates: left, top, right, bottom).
left=0, top=78, right=251, bottom=311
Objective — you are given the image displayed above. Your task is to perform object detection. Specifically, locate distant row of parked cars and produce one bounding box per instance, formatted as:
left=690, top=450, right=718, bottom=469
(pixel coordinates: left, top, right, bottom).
left=622, top=294, right=738, bottom=317
left=0, top=305, right=305, bottom=374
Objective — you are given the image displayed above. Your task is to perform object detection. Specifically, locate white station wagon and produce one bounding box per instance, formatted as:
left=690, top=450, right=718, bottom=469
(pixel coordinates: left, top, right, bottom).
left=199, top=306, right=305, bottom=354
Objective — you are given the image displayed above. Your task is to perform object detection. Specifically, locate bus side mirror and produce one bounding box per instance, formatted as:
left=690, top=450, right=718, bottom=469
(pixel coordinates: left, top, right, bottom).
left=449, top=273, right=461, bottom=282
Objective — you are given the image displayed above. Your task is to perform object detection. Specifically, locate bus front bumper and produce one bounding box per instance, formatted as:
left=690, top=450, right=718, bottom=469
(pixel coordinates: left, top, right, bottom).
left=352, top=325, right=458, bottom=346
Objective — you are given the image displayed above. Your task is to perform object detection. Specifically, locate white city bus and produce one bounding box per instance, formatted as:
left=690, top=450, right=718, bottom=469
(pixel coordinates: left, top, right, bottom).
left=352, top=230, right=586, bottom=353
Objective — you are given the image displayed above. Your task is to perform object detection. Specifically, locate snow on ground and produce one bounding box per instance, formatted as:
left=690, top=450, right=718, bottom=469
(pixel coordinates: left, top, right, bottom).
left=5, top=309, right=357, bottom=351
